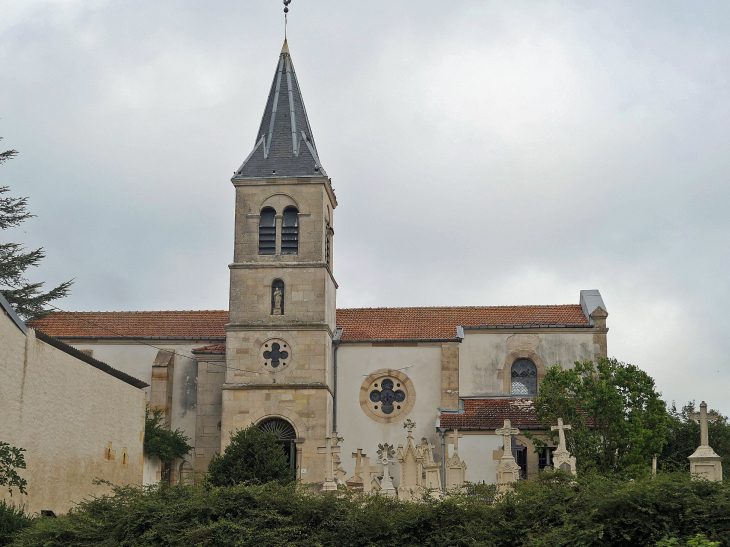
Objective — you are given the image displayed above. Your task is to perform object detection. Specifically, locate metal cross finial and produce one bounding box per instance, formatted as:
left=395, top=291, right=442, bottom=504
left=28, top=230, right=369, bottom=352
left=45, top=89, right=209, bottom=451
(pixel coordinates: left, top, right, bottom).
left=283, top=0, right=292, bottom=39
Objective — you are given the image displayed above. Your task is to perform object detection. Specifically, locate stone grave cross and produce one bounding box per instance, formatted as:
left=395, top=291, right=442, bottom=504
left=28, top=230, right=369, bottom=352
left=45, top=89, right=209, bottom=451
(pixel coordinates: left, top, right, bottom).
left=352, top=448, right=366, bottom=473
left=551, top=417, right=577, bottom=475
left=688, top=401, right=723, bottom=482
left=496, top=420, right=519, bottom=452
left=690, top=401, right=720, bottom=447
left=495, top=419, right=522, bottom=491
left=551, top=418, right=572, bottom=451
left=377, top=443, right=397, bottom=496
left=404, top=418, right=416, bottom=438
left=317, top=431, right=343, bottom=492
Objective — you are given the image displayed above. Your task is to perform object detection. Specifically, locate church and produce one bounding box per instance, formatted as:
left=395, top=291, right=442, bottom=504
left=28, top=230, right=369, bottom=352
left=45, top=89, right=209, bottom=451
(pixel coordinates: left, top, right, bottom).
left=29, top=40, right=609, bottom=490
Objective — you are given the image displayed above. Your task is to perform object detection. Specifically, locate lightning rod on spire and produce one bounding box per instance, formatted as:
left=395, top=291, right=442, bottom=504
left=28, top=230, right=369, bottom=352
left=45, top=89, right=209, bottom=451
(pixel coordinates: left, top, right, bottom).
left=284, top=0, right=291, bottom=40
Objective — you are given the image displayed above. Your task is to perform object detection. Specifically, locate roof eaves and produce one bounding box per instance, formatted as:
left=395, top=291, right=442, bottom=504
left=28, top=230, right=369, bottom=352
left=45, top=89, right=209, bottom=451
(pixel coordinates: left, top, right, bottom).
left=0, top=291, right=27, bottom=334
left=33, top=329, right=149, bottom=390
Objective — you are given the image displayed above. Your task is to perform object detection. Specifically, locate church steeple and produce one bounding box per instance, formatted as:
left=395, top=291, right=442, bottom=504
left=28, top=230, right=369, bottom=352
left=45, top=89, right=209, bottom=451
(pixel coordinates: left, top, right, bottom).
left=234, top=40, right=326, bottom=180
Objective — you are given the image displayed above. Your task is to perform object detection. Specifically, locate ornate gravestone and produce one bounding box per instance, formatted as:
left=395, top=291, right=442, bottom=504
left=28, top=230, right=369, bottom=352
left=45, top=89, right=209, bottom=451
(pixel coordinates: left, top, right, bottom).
left=495, top=419, right=522, bottom=492
left=397, top=419, right=425, bottom=500
left=551, top=418, right=577, bottom=476
left=445, top=429, right=467, bottom=489
left=688, top=401, right=723, bottom=482
left=419, top=437, right=442, bottom=493
left=317, top=431, right=343, bottom=492
left=376, top=443, right=397, bottom=497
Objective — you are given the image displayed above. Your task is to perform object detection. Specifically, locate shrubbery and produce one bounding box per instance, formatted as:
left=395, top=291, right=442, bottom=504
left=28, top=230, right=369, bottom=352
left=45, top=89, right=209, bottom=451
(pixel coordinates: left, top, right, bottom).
left=206, top=425, right=296, bottom=487
left=7, top=472, right=730, bottom=546
left=0, top=502, right=30, bottom=547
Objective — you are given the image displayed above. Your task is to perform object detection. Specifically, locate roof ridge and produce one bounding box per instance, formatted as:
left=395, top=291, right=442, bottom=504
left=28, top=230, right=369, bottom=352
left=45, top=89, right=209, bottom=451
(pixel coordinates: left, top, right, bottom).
left=338, top=304, right=580, bottom=311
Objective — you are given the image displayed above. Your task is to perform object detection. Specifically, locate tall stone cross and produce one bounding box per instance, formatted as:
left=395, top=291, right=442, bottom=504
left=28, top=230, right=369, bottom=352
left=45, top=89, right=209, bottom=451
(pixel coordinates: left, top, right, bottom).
left=496, top=419, right=520, bottom=453
left=352, top=448, right=366, bottom=474
left=317, top=431, right=343, bottom=491
left=377, top=443, right=397, bottom=496
left=690, top=401, right=720, bottom=447
left=551, top=418, right=572, bottom=451
left=449, top=429, right=463, bottom=453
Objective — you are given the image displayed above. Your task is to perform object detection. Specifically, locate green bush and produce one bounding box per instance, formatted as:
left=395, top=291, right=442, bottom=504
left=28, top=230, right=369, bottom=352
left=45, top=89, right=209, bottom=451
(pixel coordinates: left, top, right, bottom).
left=0, top=501, right=31, bottom=546
left=144, top=407, right=192, bottom=464
left=9, top=472, right=730, bottom=546
left=206, top=425, right=295, bottom=487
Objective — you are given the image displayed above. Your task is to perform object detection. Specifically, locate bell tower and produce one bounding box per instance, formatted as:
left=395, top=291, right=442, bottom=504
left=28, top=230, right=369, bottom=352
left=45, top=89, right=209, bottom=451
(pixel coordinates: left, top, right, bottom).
left=221, top=40, right=337, bottom=482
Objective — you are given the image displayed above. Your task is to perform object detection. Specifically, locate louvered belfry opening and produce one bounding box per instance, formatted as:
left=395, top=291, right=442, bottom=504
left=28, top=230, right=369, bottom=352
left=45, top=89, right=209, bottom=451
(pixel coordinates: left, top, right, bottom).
left=281, top=207, right=299, bottom=254
left=258, top=417, right=297, bottom=470
left=259, top=207, right=276, bottom=255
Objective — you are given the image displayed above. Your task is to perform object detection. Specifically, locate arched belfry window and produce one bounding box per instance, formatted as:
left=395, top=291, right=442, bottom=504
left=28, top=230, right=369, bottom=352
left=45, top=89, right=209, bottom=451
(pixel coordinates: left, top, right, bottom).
left=271, top=279, right=284, bottom=315
left=511, top=359, right=537, bottom=396
left=281, top=207, right=299, bottom=255
left=258, top=418, right=297, bottom=470
left=259, top=207, right=276, bottom=255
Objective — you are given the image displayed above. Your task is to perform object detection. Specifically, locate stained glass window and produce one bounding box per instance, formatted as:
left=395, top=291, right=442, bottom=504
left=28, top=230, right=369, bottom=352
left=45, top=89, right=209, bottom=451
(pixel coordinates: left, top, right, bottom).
left=369, top=378, right=406, bottom=415
left=511, top=359, right=537, bottom=395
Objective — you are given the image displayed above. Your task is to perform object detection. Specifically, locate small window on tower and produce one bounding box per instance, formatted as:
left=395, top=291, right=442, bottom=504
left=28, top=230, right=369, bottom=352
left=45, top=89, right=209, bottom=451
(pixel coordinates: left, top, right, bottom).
left=259, top=207, right=276, bottom=255
left=281, top=207, right=299, bottom=255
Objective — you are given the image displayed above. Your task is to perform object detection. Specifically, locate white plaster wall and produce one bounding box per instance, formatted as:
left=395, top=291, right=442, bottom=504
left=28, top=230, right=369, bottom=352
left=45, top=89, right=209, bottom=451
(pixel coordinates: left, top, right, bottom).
left=458, top=433, right=503, bottom=485
left=0, top=323, right=145, bottom=515
left=459, top=331, right=597, bottom=397
left=68, top=342, right=206, bottom=481
left=335, top=344, right=443, bottom=487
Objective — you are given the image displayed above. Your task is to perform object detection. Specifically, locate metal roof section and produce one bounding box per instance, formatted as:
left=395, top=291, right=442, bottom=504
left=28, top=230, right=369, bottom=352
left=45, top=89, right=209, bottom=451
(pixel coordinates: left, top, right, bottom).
left=0, top=291, right=27, bottom=334
left=234, top=39, right=327, bottom=180
left=579, top=290, right=607, bottom=325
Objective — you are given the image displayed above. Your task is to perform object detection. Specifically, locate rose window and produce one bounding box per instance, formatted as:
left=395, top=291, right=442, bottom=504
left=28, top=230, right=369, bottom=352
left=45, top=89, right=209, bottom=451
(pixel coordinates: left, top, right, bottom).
left=368, top=379, right=406, bottom=415
left=360, top=371, right=415, bottom=422
left=262, top=340, right=289, bottom=369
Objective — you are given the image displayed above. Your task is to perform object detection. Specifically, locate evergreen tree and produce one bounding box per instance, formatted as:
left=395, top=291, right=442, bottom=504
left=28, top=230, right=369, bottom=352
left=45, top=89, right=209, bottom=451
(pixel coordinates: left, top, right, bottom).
left=207, top=425, right=295, bottom=487
left=0, top=139, right=72, bottom=319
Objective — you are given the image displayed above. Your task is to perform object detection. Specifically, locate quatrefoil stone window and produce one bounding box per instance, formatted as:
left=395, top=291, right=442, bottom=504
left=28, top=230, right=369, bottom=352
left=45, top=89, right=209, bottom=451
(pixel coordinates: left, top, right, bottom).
left=360, top=369, right=416, bottom=424
left=260, top=339, right=291, bottom=370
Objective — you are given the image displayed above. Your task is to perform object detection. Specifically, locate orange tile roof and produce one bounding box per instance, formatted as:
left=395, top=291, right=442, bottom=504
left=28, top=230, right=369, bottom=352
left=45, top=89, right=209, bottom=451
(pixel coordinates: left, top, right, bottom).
left=28, top=311, right=229, bottom=340
left=336, top=305, right=589, bottom=341
left=192, top=344, right=226, bottom=354
left=27, top=304, right=589, bottom=342
left=439, top=398, right=541, bottom=429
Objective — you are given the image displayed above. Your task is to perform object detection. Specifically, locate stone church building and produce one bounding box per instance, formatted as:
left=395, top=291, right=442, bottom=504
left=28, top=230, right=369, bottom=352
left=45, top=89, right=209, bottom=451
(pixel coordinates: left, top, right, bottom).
left=30, top=40, right=609, bottom=488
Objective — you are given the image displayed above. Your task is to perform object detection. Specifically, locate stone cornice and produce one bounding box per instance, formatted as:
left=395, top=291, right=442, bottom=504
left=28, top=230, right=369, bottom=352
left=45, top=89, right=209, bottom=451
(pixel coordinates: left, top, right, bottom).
left=222, top=382, right=333, bottom=397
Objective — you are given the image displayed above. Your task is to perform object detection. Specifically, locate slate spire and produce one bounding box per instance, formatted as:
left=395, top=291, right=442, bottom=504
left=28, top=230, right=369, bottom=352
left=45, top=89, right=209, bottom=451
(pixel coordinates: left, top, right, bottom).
left=234, top=40, right=326, bottom=179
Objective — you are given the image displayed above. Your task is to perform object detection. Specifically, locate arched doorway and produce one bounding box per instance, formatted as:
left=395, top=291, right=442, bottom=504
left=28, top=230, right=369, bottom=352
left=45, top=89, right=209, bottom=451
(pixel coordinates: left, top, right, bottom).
left=258, top=417, right=297, bottom=470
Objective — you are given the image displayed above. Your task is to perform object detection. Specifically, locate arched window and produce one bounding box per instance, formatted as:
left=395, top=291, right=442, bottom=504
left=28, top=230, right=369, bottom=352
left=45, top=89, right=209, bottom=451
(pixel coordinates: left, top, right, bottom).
left=179, top=460, right=194, bottom=486
left=271, top=279, right=285, bottom=315
left=259, top=207, right=276, bottom=255
left=258, top=417, right=297, bottom=470
left=281, top=207, right=299, bottom=255
left=511, top=359, right=537, bottom=395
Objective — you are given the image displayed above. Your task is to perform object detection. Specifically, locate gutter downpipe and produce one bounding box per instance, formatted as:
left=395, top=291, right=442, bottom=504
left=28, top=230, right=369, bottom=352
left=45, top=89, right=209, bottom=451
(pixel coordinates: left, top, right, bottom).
left=332, top=328, right=343, bottom=434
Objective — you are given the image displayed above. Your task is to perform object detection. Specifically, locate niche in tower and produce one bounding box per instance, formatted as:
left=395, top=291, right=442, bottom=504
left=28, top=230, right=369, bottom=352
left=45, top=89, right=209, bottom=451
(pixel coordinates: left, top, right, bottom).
left=271, top=279, right=285, bottom=316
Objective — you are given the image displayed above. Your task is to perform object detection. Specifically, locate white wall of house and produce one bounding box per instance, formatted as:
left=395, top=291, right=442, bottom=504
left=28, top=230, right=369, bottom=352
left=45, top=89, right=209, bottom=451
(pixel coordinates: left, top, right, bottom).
left=0, top=319, right=145, bottom=515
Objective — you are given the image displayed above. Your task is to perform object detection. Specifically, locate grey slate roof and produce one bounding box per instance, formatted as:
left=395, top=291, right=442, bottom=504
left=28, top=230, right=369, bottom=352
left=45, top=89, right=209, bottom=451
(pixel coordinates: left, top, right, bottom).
left=234, top=40, right=327, bottom=180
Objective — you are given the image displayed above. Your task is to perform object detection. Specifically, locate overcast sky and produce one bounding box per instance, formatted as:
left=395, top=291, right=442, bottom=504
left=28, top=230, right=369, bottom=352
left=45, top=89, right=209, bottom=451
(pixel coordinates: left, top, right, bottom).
left=2, top=1, right=729, bottom=415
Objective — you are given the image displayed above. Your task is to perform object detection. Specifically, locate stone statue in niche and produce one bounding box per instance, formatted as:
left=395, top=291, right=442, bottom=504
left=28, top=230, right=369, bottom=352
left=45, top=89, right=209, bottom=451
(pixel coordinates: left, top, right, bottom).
left=272, top=287, right=283, bottom=315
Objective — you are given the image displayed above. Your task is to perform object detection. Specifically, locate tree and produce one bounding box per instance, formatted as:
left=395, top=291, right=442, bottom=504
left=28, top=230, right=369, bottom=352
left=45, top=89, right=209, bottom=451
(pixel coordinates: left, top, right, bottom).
left=0, top=442, right=27, bottom=497
left=1, top=138, right=73, bottom=320
left=532, top=358, right=669, bottom=474
left=660, top=401, right=730, bottom=474
left=206, top=424, right=295, bottom=487
left=143, top=407, right=192, bottom=465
